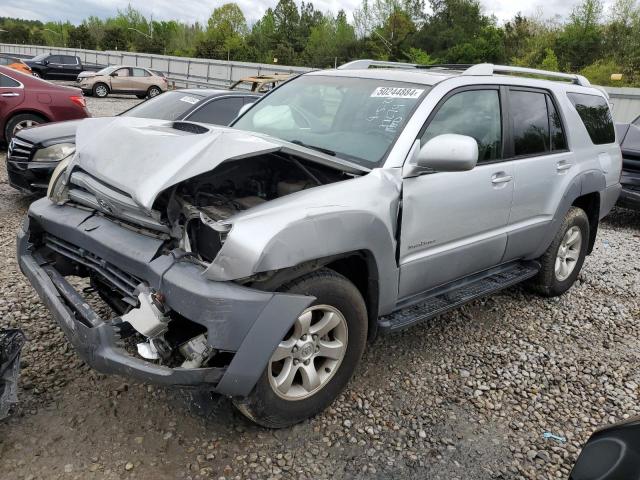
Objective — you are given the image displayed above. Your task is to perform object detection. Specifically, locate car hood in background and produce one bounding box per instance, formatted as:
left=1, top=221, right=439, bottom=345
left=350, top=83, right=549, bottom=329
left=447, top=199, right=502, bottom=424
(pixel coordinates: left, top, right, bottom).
left=16, top=120, right=81, bottom=146
left=69, top=117, right=368, bottom=211
left=77, top=71, right=98, bottom=79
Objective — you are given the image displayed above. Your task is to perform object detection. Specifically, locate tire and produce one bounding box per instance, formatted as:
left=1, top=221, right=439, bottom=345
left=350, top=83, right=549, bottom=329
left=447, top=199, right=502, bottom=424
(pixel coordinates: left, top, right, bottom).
left=93, top=83, right=109, bottom=98
left=233, top=268, right=368, bottom=428
left=4, top=113, right=46, bottom=142
left=147, top=86, right=162, bottom=98
left=529, top=207, right=590, bottom=297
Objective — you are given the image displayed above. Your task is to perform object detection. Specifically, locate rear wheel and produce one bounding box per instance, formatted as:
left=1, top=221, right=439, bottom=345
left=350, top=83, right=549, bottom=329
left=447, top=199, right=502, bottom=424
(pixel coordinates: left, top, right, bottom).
left=147, top=86, right=162, bottom=98
left=233, top=269, right=367, bottom=428
left=529, top=207, right=590, bottom=297
left=93, top=83, right=109, bottom=98
left=4, top=113, right=46, bottom=142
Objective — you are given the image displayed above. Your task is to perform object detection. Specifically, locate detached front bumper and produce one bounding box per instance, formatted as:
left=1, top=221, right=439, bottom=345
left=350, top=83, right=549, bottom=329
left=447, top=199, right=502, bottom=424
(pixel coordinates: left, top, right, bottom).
left=18, top=199, right=314, bottom=396
left=618, top=169, right=640, bottom=211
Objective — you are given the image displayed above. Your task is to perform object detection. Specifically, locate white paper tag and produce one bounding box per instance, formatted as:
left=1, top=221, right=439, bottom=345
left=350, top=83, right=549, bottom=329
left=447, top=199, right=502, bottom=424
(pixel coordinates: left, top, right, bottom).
left=179, top=96, right=199, bottom=104
left=370, top=87, right=424, bottom=99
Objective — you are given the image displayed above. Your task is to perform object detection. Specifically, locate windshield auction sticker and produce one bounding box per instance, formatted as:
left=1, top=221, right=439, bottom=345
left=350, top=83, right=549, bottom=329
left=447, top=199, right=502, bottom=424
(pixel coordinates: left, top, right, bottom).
left=370, top=87, right=424, bottom=99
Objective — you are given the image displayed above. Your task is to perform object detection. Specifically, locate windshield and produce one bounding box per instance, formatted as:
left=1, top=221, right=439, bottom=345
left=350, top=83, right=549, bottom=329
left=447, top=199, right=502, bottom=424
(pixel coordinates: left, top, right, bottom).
left=233, top=75, right=429, bottom=167
left=120, top=91, right=205, bottom=120
left=96, top=66, right=118, bottom=76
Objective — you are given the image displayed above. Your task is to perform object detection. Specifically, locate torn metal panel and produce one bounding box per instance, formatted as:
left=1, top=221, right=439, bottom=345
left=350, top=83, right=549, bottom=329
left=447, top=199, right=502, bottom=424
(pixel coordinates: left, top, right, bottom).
left=206, top=168, right=403, bottom=314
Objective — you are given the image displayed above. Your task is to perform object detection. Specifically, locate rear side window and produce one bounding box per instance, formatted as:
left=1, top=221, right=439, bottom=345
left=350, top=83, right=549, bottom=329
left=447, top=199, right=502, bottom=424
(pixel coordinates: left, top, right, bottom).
left=510, top=90, right=549, bottom=156
left=48, top=55, right=62, bottom=64
left=567, top=92, right=615, bottom=145
left=187, top=97, right=245, bottom=125
left=0, top=74, right=20, bottom=87
left=62, top=56, right=77, bottom=64
left=132, top=68, right=149, bottom=77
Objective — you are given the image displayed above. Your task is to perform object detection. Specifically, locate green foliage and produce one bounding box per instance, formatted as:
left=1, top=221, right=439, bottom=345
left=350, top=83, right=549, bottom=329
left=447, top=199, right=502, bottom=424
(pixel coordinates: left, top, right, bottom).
left=0, top=0, right=639, bottom=86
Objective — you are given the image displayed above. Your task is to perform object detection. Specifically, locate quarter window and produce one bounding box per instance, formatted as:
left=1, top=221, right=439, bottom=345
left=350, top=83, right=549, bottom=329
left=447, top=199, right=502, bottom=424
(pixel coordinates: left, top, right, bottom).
left=567, top=92, right=615, bottom=145
left=0, top=74, right=20, bottom=88
left=421, top=89, right=502, bottom=163
left=547, top=96, right=567, bottom=151
left=510, top=90, right=549, bottom=156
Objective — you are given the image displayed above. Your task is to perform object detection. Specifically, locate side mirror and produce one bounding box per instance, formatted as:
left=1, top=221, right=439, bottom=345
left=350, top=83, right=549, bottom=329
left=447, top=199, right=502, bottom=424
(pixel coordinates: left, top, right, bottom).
left=415, top=134, right=478, bottom=172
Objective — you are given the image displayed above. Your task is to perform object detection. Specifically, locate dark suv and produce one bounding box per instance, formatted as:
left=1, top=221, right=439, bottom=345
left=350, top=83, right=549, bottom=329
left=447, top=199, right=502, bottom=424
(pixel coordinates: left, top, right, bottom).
left=24, top=54, right=91, bottom=80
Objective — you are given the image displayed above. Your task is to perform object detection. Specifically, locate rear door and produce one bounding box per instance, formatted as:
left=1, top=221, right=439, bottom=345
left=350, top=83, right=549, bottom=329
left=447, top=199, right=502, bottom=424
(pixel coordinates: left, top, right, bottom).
left=502, top=88, right=574, bottom=260
left=131, top=68, right=151, bottom=93
left=60, top=56, right=81, bottom=79
left=398, top=86, right=515, bottom=298
left=0, top=72, right=25, bottom=138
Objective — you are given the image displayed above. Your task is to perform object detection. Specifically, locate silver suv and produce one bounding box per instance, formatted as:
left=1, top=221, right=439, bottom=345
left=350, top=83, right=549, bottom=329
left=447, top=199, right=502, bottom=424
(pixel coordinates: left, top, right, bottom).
left=18, top=62, right=622, bottom=427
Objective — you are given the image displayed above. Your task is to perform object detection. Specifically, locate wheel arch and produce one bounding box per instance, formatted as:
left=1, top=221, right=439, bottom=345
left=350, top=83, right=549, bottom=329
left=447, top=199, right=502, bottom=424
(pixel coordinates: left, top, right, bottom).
left=571, top=191, right=600, bottom=254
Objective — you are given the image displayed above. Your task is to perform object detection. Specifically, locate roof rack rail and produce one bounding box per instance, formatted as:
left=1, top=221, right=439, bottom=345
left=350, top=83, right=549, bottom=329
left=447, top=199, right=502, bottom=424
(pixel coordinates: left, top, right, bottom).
left=463, top=63, right=591, bottom=87
left=338, top=59, right=418, bottom=70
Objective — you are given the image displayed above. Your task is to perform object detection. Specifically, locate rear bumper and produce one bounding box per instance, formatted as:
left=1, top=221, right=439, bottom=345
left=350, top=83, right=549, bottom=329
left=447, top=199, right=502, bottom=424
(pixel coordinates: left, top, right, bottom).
left=618, top=169, right=640, bottom=211
left=18, top=199, right=314, bottom=396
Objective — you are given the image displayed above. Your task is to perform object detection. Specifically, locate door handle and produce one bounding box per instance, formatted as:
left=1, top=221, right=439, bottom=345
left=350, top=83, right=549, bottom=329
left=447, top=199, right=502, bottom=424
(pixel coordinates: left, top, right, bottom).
left=557, top=161, right=573, bottom=172
left=491, top=173, right=513, bottom=185
left=0, top=92, right=19, bottom=97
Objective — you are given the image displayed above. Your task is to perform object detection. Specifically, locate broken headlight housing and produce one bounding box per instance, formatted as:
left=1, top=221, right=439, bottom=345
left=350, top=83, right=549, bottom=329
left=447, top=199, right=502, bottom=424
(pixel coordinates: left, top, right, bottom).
left=46, top=156, right=71, bottom=204
left=33, top=143, right=75, bottom=162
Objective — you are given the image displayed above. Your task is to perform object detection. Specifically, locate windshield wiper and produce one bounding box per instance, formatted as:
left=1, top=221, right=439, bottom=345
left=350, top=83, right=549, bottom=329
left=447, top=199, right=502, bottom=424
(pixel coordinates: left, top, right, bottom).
left=290, top=139, right=336, bottom=156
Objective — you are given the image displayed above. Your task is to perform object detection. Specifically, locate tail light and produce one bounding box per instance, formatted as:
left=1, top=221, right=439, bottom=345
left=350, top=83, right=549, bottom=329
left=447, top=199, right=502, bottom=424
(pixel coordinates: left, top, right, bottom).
left=69, top=95, right=86, bottom=108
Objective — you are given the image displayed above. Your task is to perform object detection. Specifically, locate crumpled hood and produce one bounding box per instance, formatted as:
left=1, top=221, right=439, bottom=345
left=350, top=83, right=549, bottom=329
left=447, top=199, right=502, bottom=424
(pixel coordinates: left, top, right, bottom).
left=69, top=117, right=366, bottom=211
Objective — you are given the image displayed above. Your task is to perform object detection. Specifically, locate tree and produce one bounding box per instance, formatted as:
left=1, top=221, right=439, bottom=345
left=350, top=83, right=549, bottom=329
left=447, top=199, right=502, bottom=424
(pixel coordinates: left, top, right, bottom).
left=555, top=0, right=604, bottom=70
left=196, top=3, right=248, bottom=60
left=539, top=48, right=559, bottom=71
left=101, top=26, right=127, bottom=50
left=68, top=25, right=96, bottom=49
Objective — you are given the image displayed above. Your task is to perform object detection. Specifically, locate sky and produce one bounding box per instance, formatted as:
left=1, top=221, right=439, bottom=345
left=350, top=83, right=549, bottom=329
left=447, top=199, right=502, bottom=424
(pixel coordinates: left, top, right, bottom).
left=1, top=0, right=616, bottom=26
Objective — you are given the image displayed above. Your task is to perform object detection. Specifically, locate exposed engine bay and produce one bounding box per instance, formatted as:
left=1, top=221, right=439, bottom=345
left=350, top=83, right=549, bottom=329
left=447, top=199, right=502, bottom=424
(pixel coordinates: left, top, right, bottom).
left=157, top=152, right=348, bottom=263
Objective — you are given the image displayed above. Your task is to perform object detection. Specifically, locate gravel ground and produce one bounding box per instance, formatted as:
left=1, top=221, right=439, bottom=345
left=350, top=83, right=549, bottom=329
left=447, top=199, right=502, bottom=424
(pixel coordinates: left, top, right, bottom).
left=0, top=95, right=639, bottom=479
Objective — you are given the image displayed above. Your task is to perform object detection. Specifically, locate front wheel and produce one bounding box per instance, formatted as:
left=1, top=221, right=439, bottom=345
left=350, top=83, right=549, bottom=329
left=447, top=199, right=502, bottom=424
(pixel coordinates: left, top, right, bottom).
left=529, top=206, right=590, bottom=297
left=93, top=83, right=109, bottom=98
left=233, top=269, right=367, bottom=428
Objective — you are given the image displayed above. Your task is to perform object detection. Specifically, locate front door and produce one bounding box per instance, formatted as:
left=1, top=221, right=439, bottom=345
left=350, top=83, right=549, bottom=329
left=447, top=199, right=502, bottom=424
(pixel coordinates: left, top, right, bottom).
left=399, top=87, right=514, bottom=299
left=109, top=67, right=132, bottom=93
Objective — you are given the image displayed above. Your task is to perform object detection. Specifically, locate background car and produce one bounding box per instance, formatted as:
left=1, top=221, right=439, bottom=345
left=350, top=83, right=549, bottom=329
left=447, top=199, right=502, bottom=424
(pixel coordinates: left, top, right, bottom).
left=22, top=53, right=101, bottom=80
left=78, top=65, right=167, bottom=98
left=0, top=55, right=32, bottom=75
left=615, top=115, right=640, bottom=210
left=0, top=65, right=89, bottom=143
left=7, top=89, right=259, bottom=194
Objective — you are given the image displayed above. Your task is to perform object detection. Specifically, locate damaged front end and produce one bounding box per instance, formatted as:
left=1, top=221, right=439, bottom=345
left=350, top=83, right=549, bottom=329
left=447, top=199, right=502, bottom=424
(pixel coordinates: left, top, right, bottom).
left=18, top=117, right=373, bottom=395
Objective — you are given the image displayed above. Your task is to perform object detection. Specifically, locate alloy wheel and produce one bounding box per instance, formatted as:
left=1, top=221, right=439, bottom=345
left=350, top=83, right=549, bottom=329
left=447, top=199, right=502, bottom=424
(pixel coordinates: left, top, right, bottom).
left=555, top=226, right=582, bottom=281
left=12, top=119, right=40, bottom=136
left=268, top=305, right=348, bottom=401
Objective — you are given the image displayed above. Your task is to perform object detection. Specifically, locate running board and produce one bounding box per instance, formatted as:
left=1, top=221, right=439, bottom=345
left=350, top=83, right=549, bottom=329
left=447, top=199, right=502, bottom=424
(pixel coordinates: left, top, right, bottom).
left=379, top=261, right=540, bottom=333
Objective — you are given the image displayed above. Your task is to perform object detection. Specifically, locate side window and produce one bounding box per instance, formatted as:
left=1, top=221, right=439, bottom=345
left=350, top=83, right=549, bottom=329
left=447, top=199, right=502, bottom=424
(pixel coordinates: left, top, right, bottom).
left=114, top=68, right=130, bottom=77
left=187, top=97, right=245, bottom=125
left=510, top=90, right=549, bottom=156
left=48, top=55, right=62, bottom=64
left=421, top=89, right=502, bottom=163
left=132, top=68, right=148, bottom=77
left=62, top=56, right=77, bottom=65
left=567, top=92, right=615, bottom=145
left=547, top=95, right=567, bottom=151
left=0, top=74, right=20, bottom=88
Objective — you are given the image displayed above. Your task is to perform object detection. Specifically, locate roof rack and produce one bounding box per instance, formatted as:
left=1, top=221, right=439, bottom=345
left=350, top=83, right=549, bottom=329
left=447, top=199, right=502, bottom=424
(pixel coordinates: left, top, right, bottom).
left=464, top=64, right=591, bottom=87
left=337, top=60, right=591, bottom=87
left=338, top=59, right=418, bottom=70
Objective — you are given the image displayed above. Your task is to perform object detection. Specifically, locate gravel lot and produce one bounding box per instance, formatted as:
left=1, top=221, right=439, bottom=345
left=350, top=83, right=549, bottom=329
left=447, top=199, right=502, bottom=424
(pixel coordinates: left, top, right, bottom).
left=0, top=94, right=639, bottom=480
